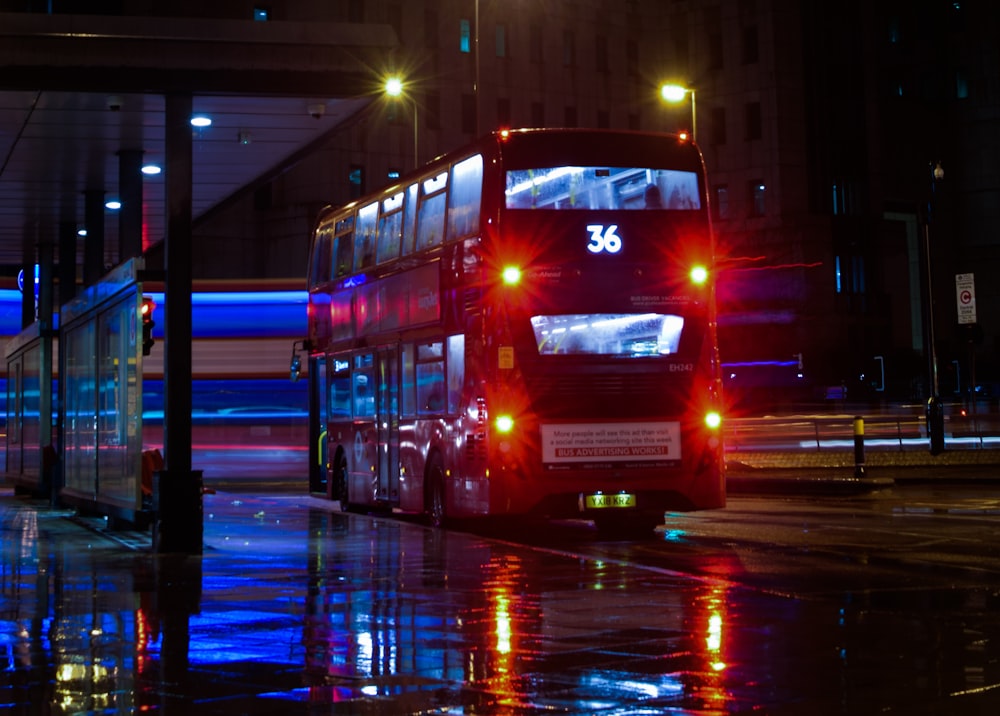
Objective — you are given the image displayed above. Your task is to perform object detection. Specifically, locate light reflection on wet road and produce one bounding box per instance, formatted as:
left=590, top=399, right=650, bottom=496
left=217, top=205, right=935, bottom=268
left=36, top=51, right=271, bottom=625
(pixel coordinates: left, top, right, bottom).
left=1, top=487, right=1000, bottom=713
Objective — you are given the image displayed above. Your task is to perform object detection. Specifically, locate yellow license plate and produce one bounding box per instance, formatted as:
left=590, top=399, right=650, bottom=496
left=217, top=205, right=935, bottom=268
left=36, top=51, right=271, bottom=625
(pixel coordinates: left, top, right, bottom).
left=584, top=493, right=636, bottom=509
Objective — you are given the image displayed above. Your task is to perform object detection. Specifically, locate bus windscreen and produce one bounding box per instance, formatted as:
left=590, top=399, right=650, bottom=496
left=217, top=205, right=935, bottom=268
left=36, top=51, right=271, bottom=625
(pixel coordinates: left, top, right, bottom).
left=530, top=313, right=684, bottom=357
left=505, top=166, right=700, bottom=211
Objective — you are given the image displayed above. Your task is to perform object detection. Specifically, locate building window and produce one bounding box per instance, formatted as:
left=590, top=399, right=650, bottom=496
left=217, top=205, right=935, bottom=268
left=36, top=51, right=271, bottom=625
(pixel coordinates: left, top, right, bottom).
left=741, top=26, right=758, bottom=64
left=460, top=19, right=471, bottom=53
left=836, top=254, right=866, bottom=294
left=496, top=24, right=507, bottom=57
left=956, top=69, right=969, bottom=99
left=563, top=29, right=575, bottom=67
left=531, top=101, right=545, bottom=127
left=750, top=180, right=765, bottom=217
left=461, top=94, right=475, bottom=134
left=745, top=101, right=762, bottom=140
left=426, top=91, right=440, bottom=130
left=564, top=106, right=578, bottom=127
left=831, top=180, right=859, bottom=215
left=497, top=98, right=511, bottom=127
left=597, top=109, right=610, bottom=128
left=530, top=24, right=543, bottom=64
left=425, top=10, right=438, bottom=49
left=387, top=4, right=402, bottom=42
left=626, top=40, right=638, bottom=77
left=595, top=35, right=609, bottom=72
left=349, top=165, right=364, bottom=200
left=714, top=185, right=729, bottom=220
left=706, top=6, right=723, bottom=70
left=710, top=107, right=726, bottom=146
left=348, top=0, right=363, bottom=22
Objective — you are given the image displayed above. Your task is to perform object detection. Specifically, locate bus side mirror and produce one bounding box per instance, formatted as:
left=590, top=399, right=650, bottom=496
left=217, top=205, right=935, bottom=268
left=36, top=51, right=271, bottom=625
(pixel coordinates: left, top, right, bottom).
left=290, top=354, right=302, bottom=382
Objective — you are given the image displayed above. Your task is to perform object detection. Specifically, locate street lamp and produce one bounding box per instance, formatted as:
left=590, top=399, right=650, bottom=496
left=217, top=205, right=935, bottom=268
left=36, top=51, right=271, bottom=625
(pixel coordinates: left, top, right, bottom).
left=385, top=76, right=418, bottom=170
left=923, top=160, right=945, bottom=455
left=659, top=83, right=697, bottom=142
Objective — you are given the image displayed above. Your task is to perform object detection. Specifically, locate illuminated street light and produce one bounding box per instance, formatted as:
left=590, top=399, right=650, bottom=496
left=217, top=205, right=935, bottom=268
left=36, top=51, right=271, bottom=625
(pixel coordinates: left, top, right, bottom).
left=659, top=83, right=697, bottom=142
left=385, top=76, right=419, bottom=170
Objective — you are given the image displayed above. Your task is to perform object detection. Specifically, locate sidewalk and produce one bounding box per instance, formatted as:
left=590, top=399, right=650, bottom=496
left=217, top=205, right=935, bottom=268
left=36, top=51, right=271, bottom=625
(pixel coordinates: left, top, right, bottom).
left=726, top=445, right=1000, bottom=494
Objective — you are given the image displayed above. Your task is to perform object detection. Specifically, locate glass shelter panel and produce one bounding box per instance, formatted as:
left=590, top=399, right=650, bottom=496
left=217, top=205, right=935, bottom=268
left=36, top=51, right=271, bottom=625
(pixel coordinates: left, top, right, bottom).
left=63, top=321, right=97, bottom=495
left=96, top=295, right=142, bottom=507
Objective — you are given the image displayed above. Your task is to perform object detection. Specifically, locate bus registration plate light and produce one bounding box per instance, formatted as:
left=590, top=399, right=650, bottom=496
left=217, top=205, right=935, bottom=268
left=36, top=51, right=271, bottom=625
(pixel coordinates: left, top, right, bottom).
left=582, top=492, right=637, bottom=510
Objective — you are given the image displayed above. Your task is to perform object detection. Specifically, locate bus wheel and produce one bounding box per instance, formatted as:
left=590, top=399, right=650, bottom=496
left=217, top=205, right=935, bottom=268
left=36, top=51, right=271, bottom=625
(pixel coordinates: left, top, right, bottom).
left=332, top=450, right=352, bottom=512
left=425, top=454, right=447, bottom=528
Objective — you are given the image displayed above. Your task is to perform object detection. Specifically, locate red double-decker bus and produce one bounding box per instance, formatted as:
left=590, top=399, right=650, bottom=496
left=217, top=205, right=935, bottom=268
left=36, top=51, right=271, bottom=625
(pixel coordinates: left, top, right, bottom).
left=306, top=128, right=724, bottom=533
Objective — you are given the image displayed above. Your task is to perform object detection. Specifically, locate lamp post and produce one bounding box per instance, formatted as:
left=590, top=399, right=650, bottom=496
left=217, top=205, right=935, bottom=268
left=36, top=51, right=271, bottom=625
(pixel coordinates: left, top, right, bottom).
left=474, top=0, right=480, bottom=135
left=923, top=160, right=945, bottom=455
left=659, top=83, right=697, bottom=142
left=385, top=76, right=418, bottom=170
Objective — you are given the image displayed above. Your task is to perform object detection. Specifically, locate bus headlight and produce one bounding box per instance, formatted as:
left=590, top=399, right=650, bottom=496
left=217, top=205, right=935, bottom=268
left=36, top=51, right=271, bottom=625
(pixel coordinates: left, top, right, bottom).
left=495, top=415, right=514, bottom=433
left=704, top=411, right=722, bottom=430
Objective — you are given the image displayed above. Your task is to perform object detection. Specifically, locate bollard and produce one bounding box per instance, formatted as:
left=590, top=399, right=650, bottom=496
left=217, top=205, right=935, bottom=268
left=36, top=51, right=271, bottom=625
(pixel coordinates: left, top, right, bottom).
left=927, top=396, right=945, bottom=456
left=853, top=416, right=865, bottom=478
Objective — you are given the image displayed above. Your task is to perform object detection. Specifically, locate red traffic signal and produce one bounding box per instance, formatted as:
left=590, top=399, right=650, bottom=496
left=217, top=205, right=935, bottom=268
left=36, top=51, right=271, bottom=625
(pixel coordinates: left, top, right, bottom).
left=141, top=296, right=155, bottom=356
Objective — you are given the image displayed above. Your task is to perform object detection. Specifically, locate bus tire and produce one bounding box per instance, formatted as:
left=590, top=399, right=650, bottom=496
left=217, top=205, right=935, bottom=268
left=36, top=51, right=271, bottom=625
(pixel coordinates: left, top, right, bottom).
left=331, top=449, right=353, bottom=512
left=425, top=453, right=447, bottom=528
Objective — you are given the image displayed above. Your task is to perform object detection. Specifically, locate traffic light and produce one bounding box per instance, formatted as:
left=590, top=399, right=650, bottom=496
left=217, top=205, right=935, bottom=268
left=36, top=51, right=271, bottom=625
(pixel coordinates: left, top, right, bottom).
left=141, top=296, right=155, bottom=356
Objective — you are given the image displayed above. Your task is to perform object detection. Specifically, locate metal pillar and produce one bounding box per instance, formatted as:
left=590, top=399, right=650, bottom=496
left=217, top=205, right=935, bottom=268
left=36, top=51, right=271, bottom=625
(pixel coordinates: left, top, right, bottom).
left=37, top=237, right=55, bottom=503
left=83, top=189, right=105, bottom=287
left=20, top=227, right=34, bottom=329
left=156, top=92, right=201, bottom=554
left=118, top=148, right=144, bottom=262
left=58, top=221, right=77, bottom=304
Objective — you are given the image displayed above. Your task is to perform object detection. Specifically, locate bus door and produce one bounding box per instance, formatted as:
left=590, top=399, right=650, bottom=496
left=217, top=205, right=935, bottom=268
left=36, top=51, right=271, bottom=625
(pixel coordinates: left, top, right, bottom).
left=375, top=345, right=400, bottom=505
left=351, top=353, right=377, bottom=504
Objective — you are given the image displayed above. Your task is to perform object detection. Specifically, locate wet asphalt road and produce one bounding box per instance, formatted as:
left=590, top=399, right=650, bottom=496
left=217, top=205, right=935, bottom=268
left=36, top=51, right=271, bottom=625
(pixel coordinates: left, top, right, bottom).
left=3, top=483, right=1000, bottom=714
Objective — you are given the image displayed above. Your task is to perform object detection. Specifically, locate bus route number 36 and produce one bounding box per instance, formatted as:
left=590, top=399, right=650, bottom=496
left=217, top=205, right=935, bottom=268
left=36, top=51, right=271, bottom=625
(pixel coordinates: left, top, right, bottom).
left=586, top=224, right=622, bottom=254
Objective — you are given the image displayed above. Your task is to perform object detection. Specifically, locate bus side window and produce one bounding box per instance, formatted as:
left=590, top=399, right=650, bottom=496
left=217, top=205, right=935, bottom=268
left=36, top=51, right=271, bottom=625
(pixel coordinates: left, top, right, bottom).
left=401, top=183, right=418, bottom=256
left=309, top=223, right=332, bottom=288
left=332, top=232, right=353, bottom=278
left=447, top=334, right=465, bottom=414
left=353, top=354, right=375, bottom=418
left=447, top=154, right=483, bottom=240
left=416, top=192, right=446, bottom=251
left=354, top=201, right=378, bottom=271
left=416, top=341, right=445, bottom=415
left=329, top=370, right=352, bottom=419
left=377, top=210, right=402, bottom=264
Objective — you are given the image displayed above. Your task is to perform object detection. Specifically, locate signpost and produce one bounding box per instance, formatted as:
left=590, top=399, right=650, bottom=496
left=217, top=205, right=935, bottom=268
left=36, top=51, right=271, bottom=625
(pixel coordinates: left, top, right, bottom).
left=955, top=272, right=976, bottom=325
left=955, top=273, right=978, bottom=417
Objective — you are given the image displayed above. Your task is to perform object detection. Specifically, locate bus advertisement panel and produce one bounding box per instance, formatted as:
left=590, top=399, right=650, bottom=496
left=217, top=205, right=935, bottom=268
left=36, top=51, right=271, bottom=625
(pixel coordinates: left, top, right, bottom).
left=306, top=129, right=724, bottom=534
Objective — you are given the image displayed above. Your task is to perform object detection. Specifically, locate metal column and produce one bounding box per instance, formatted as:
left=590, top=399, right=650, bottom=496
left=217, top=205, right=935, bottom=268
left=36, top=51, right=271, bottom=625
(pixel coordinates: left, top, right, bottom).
left=118, top=148, right=144, bottom=262
left=156, top=92, right=201, bottom=554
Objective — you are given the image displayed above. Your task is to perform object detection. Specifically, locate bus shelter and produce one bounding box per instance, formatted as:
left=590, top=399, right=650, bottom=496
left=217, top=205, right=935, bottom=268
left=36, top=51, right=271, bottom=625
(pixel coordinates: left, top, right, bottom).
left=5, top=321, right=55, bottom=497
left=59, top=259, right=150, bottom=527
